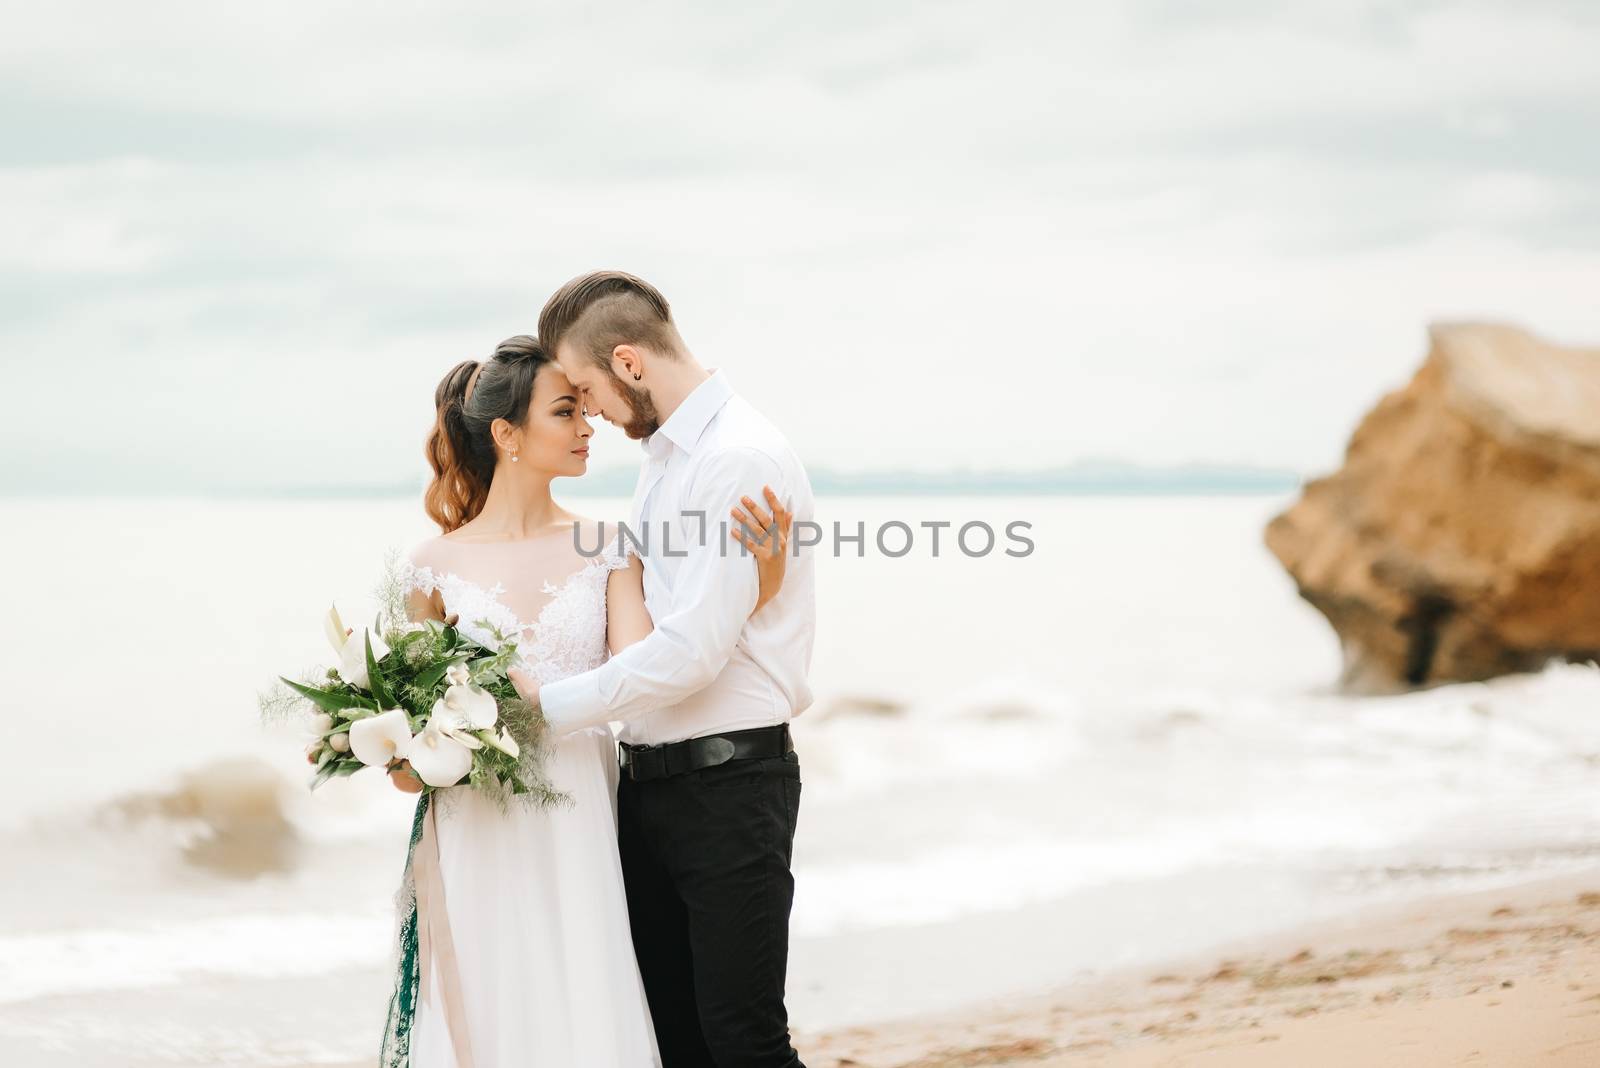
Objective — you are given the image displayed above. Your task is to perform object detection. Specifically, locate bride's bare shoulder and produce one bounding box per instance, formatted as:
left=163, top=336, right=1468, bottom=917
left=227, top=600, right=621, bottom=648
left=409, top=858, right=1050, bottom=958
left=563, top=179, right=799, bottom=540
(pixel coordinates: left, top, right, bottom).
left=416, top=519, right=489, bottom=557
left=404, top=533, right=453, bottom=570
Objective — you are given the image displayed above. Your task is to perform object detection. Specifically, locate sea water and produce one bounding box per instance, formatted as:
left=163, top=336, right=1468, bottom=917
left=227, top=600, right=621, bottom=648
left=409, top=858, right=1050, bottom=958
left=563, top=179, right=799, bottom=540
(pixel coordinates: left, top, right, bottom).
left=3, top=493, right=1598, bottom=1058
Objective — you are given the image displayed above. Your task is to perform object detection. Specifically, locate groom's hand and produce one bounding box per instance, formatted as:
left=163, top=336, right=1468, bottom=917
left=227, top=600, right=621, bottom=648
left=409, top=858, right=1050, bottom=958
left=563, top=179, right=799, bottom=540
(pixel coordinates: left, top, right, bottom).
left=507, top=667, right=541, bottom=710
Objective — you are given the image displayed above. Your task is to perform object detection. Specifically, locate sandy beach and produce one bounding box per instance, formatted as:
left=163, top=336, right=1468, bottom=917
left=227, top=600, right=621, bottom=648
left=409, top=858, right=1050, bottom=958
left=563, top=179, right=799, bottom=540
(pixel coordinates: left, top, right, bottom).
left=798, top=869, right=1600, bottom=1067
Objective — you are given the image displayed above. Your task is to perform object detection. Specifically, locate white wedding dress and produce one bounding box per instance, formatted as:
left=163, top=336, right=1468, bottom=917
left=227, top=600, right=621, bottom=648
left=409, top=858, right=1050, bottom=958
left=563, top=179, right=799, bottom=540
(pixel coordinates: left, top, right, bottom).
left=390, top=530, right=660, bottom=1067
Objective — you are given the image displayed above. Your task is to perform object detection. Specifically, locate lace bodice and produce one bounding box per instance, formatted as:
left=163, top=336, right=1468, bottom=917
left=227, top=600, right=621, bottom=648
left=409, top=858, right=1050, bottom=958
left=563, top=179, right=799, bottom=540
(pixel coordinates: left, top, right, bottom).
left=398, top=538, right=637, bottom=686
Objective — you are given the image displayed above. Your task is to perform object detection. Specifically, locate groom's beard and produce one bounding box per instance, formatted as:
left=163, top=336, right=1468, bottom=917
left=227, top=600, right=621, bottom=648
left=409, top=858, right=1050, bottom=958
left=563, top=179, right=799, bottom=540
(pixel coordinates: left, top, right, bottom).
left=609, top=373, right=661, bottom=440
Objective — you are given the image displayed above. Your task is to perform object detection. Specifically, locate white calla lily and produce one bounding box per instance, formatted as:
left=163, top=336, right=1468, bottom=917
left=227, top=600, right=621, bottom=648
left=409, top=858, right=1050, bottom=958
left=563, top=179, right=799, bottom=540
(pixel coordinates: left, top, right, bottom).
left=439, top=724, right=482, bottom=750
left=482, top=726, right=520, bottom=759
left=323, top=604, right=347, bottom=654
left=348, top=708, right=413, bottom=767
left=407, top=721, right=473, bottom=787
left=337, top=627, right=391, bottom=690
left=445, top=664, right=472, bottom=688
left=434, top=683, right=499, bottom=731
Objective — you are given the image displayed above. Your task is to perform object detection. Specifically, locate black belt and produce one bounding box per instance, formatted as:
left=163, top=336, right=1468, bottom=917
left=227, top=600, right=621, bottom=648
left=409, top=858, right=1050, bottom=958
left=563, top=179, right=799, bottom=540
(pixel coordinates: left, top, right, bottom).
left=619, top=725, right=793, bottom=783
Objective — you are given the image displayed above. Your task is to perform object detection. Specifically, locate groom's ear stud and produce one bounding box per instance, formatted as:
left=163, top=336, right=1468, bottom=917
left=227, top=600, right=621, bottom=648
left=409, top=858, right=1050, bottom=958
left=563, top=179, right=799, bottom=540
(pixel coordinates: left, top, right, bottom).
left=633, top=372, right=641, bottom=381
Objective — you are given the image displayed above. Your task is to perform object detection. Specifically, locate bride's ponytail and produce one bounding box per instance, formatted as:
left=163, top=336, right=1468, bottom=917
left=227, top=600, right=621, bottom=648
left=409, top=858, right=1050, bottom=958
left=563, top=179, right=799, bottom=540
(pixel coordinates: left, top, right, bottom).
left=425, top=359, right=493, bottom=532
left=423, top=337, right=550, bottom=533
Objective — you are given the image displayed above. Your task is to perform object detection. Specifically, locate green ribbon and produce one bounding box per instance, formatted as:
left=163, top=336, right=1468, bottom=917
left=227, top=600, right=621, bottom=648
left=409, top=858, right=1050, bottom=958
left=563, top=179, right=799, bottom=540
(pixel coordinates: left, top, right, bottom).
left=379, top=790, right=430, bottom=1068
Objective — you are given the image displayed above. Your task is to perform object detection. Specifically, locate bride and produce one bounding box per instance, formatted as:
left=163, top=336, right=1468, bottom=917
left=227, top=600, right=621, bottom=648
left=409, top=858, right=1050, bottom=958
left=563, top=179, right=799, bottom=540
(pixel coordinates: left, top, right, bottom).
left=378, top=335, right=792, bottom=1067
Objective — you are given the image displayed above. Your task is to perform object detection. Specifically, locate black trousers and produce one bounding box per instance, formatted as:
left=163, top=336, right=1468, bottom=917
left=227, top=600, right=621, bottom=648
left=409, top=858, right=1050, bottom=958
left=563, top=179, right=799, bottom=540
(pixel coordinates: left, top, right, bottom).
left=618, top=746, right=805, bottom=1068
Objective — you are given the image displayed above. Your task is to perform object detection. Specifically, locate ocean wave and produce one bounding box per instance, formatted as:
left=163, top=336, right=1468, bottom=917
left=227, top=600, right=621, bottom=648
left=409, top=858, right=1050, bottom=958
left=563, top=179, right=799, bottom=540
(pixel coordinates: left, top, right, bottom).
left=0, top=908, right=395, bottom=1005
left=96, top=757, right=303, bottom=877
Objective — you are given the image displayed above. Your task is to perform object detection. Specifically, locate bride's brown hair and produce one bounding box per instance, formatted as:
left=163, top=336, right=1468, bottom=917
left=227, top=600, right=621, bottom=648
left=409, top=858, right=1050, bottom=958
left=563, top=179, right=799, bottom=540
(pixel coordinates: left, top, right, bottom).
left=424, top=335, right=550, bottom=533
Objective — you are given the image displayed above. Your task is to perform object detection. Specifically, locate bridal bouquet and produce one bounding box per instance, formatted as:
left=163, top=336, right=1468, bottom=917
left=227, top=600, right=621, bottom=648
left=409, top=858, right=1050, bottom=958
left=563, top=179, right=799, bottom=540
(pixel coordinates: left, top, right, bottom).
left=259, top=554, right=563, bottom=807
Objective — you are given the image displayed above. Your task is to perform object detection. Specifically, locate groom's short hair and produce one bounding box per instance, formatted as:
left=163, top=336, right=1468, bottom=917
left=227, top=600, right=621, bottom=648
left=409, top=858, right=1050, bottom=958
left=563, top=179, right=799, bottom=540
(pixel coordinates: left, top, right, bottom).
left=538, top=270, right=684, bottom=368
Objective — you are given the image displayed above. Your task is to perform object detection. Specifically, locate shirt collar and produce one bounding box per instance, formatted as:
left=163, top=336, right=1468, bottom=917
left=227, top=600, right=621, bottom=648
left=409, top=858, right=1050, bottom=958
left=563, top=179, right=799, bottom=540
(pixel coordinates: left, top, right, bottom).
left=644, top=369, right=733, bottom=459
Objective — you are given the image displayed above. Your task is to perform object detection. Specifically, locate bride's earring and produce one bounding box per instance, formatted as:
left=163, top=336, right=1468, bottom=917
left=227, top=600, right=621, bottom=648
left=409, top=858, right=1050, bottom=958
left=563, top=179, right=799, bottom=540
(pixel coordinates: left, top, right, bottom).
left=510, top=448, right=519, bottom=463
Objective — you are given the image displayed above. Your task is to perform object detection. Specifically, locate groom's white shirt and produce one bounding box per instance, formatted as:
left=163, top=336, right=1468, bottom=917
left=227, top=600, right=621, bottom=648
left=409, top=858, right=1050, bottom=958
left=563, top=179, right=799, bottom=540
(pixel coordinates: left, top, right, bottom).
left=539, top=368, right=816, bottom=746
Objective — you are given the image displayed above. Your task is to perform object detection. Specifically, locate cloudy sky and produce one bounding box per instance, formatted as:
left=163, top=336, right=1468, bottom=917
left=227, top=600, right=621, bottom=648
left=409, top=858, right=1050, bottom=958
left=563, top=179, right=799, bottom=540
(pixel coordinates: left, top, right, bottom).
left=5, top=0, right=1599, bottom=491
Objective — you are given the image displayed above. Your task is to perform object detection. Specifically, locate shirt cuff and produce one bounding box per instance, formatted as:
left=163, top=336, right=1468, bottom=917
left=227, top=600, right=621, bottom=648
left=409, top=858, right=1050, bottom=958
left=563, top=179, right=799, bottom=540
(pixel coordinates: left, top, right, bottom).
left=538, top=669, right=608, bottom=735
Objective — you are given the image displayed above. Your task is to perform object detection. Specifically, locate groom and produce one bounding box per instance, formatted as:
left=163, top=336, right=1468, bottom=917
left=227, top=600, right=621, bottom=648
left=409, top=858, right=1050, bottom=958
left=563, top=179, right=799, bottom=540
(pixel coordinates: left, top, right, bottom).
left=510, top=270, right=815, bottom=1068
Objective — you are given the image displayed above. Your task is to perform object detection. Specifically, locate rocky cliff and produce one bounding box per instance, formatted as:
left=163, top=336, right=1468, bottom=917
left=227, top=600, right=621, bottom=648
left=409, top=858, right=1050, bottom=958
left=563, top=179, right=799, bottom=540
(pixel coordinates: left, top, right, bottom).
left=1265, top=322, right=1600, bottom=692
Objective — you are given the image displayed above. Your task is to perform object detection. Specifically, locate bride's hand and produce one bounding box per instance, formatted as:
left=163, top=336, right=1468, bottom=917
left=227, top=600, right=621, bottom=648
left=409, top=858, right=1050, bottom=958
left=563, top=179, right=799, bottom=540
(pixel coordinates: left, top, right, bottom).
left=507, top=667, right=541, bottom=710
left=388, top=759, right=424, bottom=793
left=734, top=485, right=794, bottom=615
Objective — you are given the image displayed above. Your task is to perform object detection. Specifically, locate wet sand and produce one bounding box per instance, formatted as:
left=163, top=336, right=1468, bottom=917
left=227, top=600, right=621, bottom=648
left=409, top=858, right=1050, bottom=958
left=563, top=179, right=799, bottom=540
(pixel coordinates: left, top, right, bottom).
left=797, top=869, right=1600, bottom=1067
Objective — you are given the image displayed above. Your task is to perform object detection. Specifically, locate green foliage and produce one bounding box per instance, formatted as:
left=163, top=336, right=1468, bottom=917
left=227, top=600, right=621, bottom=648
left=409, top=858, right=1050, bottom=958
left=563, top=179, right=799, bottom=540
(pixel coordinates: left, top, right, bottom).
left=364, top=629, right=398, bottom=709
